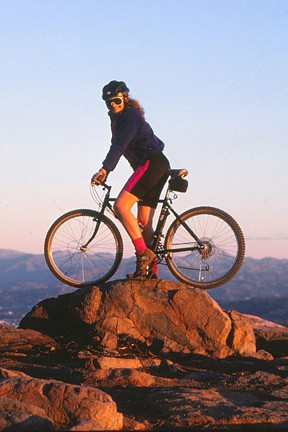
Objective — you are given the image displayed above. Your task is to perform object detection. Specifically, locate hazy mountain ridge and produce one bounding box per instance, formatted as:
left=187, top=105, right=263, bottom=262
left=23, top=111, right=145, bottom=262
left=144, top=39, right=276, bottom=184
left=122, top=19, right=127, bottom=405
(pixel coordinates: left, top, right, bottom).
left=0, top=249, right=287, bottom=326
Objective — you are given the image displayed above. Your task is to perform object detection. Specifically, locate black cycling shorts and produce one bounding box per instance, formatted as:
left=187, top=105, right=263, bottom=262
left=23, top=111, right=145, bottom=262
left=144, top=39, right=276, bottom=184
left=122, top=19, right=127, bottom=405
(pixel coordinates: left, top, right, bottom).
left=124, top=152, right=170, bottom=208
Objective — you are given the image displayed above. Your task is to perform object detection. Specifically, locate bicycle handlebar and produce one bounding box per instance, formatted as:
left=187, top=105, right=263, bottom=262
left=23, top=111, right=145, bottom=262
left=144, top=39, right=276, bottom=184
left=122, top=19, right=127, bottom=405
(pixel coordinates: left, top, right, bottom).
left=91, top=181, right=110, bottom=190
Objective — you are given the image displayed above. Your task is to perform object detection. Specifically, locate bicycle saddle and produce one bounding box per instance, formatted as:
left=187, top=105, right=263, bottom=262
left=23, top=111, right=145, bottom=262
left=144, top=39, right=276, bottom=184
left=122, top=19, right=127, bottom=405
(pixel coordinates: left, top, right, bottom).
left=168, top=168, right=189, bottom=178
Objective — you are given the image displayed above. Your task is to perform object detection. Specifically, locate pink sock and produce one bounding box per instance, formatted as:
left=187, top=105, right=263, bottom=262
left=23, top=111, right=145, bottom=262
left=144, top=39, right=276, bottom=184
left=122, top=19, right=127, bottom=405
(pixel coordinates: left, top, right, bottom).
left=132, top=237, right=147, bottom=255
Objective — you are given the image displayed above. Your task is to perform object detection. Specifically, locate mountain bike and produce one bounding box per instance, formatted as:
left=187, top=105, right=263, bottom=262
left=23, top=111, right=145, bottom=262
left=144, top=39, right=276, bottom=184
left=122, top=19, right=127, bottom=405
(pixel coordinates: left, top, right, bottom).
left=44, top=169, right=245, bottom=289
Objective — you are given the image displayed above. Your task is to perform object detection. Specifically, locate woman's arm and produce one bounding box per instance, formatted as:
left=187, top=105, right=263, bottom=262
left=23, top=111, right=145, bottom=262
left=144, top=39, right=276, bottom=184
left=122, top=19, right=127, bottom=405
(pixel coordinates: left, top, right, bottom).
left=102, top=108, right=141, bottom=172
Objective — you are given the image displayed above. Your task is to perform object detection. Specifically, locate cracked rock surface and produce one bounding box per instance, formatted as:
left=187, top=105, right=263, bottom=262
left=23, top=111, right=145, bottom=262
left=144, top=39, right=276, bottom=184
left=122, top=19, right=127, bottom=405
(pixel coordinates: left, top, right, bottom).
left=0, top=279, right=287, bottom=430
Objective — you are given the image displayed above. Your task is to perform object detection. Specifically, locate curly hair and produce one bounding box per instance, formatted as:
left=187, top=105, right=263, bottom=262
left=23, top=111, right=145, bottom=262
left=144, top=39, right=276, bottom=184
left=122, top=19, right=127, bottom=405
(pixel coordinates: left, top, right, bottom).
left=126, top=98, right=145, bottom=116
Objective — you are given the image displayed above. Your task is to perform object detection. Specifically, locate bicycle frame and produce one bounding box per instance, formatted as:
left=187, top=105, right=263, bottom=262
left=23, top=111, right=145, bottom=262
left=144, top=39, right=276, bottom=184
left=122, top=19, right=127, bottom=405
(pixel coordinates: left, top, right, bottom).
left=88, top=183, right=205, bottom=258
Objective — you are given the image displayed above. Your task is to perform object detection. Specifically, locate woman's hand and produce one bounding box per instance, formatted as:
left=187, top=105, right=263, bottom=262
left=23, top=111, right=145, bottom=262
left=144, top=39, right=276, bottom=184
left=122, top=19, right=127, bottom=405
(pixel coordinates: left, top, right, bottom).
left=91, top=168, right=107, bottom=185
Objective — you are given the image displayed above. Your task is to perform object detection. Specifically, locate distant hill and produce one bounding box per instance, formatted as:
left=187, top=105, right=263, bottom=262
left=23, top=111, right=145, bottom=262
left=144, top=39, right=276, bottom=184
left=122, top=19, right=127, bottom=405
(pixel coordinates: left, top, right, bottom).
left=0, top=249, right=287, bottom=326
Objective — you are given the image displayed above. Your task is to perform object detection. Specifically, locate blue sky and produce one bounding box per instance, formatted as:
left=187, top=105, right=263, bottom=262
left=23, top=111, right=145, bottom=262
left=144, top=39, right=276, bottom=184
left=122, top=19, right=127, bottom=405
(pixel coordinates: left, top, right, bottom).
left=1, top=0, right=287, bottom=259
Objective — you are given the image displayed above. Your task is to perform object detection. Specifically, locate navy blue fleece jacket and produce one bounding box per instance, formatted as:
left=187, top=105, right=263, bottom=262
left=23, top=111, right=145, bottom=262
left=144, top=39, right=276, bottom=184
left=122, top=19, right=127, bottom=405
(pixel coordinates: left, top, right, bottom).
left=102, top=107, right=164, bottom=172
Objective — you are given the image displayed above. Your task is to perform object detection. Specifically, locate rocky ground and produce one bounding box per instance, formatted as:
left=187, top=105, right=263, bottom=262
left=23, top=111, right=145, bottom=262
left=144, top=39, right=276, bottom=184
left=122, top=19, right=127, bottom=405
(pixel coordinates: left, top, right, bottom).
left=0, top=279, right=287, bottom=431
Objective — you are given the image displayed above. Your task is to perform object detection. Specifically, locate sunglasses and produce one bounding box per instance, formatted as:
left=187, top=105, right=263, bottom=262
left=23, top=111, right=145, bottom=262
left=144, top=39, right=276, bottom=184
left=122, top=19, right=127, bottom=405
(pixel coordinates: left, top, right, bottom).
left=105, top=97, right=124, bottom=108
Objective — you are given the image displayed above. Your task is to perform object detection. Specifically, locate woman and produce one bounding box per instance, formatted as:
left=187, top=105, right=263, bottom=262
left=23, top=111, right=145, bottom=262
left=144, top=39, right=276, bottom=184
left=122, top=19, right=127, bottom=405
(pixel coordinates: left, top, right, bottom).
left=91, top=80, right=170, bottom=278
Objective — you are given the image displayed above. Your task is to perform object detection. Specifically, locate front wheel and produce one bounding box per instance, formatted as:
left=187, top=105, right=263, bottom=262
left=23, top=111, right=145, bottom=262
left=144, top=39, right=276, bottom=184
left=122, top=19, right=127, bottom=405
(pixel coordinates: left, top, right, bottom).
left=44, top=209, right=123, bottom=287
left=164, top=207, right=245, bottom=289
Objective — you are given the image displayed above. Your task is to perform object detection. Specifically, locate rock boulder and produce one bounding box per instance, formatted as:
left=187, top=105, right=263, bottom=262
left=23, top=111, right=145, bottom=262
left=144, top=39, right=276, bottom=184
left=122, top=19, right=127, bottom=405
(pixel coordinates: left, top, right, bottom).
left=0, top=396, right=54, bottom=431
left=0, top=368, right=123, bottom=430
left=20, top=279, right=259, bottom=358
left=242, top=314, right=288, bottom=358
left=0, top=323, right=59, bottom=353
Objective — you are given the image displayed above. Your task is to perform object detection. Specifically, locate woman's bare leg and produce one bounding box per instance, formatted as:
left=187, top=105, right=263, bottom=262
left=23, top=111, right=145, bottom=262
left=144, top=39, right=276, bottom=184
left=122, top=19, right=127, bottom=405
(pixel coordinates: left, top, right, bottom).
left=114, top=190, right=142, bottom=240
left=138, top=204, right=158, bottom=277
left=137, top=205, right=155, bottom=247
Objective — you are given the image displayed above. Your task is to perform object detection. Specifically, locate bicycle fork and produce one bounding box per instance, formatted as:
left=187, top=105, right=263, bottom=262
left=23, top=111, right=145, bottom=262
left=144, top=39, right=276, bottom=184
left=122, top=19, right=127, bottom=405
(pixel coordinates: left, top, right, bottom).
left=80, top=215, right=102, bottom=251
left=81, top=185, right=116, bottom=251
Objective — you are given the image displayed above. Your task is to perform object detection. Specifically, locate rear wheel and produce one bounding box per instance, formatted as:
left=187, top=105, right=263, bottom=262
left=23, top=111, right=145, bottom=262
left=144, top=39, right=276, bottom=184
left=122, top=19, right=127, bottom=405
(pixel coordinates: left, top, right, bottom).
left=164, top=206, right=245, bottom=289
left=44, top=209, right=123, bottom=287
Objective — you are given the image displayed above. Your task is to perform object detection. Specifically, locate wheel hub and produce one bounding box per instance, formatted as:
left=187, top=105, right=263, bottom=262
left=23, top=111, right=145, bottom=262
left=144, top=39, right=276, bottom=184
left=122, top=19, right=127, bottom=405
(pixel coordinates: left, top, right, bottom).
left=200, top=238, right=215, bottom=259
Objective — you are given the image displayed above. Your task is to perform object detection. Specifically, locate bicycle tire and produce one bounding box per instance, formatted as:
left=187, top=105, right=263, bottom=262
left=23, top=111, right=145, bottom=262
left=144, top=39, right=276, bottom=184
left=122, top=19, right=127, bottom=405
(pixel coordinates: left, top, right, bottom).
left=44, top=209, right=123, bottom=287
left=164, top=206, right=245, bottom=289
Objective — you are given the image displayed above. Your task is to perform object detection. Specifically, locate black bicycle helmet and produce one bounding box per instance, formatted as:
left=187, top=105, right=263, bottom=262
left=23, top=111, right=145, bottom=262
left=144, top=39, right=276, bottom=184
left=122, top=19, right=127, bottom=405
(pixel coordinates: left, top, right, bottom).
left=102, top=80, right=130, bottom=100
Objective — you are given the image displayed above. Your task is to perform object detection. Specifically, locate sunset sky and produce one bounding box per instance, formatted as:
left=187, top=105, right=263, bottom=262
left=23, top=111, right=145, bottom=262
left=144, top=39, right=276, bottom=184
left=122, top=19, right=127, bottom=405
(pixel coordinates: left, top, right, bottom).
left=1, top=0, right=287, bottom=259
